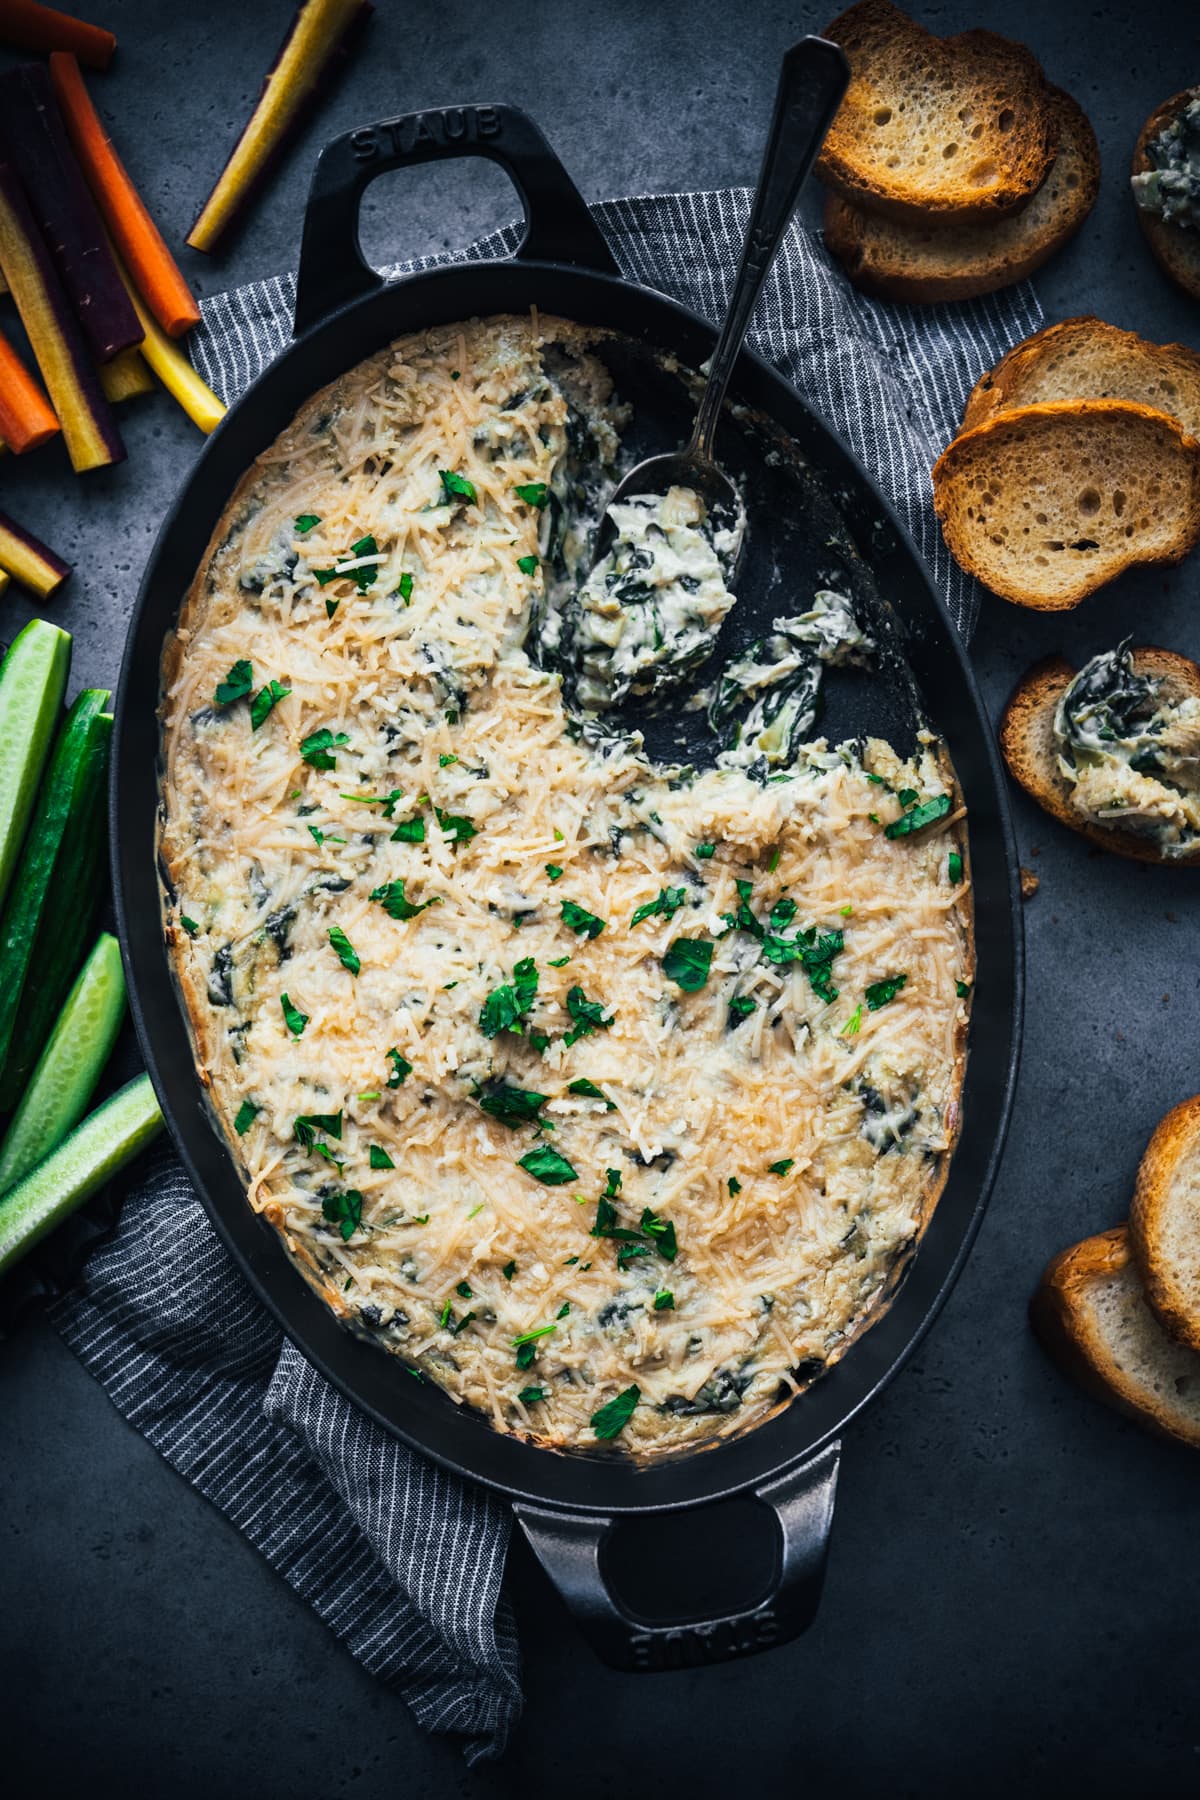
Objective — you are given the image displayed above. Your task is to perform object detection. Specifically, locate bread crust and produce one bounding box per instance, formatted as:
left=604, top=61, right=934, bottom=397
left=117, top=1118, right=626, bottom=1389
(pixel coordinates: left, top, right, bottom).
left=962, top=316, right=1200, bottom=438
left=816, top=1, right=1058, bottom=224
left=1031, top=1225, right=1200, bottom=1449
left=823, top=88, right=1097, bottom=304
left=931, top=398, right=1200, bottom=609
left=1132, top=89, right=1200, bottom=304
left=1130, top=1094, right=1200, bottom=1351
left=999, top=646, right=1200, bottom=864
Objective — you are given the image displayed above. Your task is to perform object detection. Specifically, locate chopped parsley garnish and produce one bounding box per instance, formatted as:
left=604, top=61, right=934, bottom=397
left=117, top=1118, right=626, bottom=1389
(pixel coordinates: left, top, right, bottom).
left=438, top=469, right=477, bottom=505
left=518, top=1386, right=547, bottom=1405
left=280, top=993, right=308, bottom=1036
left=591, top=1385, right=639, bottom=1441
left=214, top=659, right=252, bottom=707
left=328, top=925, right=360, bottom=975
left=513, top=481, right=549, bottom=508
left=768, top=1158, right=794, bottom=1176
left=640, top=1208, right=678, bottom=1260
left=518, top=1145, right=579, bottom=1186
left=865, top=974, right=908, bottom=1010
left=314, top=534, right=380, bottom=594
left=300, top=726, right=349, bottom=769
left=548, top=955, right=570, bottom=968
left=513, top=1322, right=558, bottom=1348
left=180, top=915, right=200, bottom=938
left=695, top=843, right=715, bottom=859
left=728, top=1176, right=742, bottom=1196
left=391, top=815, right=425, bottom=842
left=250, top=680, right=290, bottom=730
left=341, top=787, right=403, bottom=816
left=561, top=899, right=605, bottom=939
left=956, top=979, right=971, bottom=999
left=728, top=994, right=756, bottom=1021
left=502, top=1261, right=517, bottom=1280
left=885, top=793, right=952, bottom=838
left=761, top=926, right=844, bottom=1004
left=434, top=806, right=477, bottom=844
left=386, top=1048, right=412, bottom=1087
left=948, top=850, right=963, bottom=884
left=457, top=1280, right=473, bottom=1299
left=568, top=1077, right=615, bottom=1110
left=480, top=956, right=539, bottom=1037
left=722, top=877, right=764, bottom=941
left=564, top=984, right=611, bottom=1046
left=369, top=1145, right=394, bottom=1169
left=653, top=1289, right=674, bottom=1311
left=294, top=513, right=320, bottom=535
left=396, top=571, right=414, bottom=605
left=233, top=1099, right=259, bottom=1135
left=841, top=1004, right=863, bottom=1037
left=307, top=825, right=345, bottom=847
left=371, top=879, right=439, bottom=920
left=439, top=753, right=457, bottom=767
left=545, top=863, right=563, bottom=882
left=663, top=936, right=713, bottom=991
left=450, top=1311, right=477, bottom=1336
left=322, top=1188, right=363, bottom=1241
left=630, top=886, right=686, bottom=928
left=768, top=897, right=797, bottom=930
left=517, top=554, right=539, bottom=576
left=605, top=1168, right=622, bottom=1196
left=556, top=1302, right=570, bottom=1319
left=767, top=847, right=781, bottom=873
left=478, top=1082, right=547, bottom=1127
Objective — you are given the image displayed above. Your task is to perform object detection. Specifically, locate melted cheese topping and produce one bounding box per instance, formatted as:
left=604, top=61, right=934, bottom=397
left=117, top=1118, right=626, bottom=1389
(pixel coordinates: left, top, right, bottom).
left=161, top=314, right=972, bottom=1458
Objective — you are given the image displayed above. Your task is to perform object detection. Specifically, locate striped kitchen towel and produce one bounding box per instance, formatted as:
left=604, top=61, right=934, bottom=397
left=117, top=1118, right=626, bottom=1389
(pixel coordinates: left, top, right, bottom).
left=50, top=188, right=1042, bottom=1764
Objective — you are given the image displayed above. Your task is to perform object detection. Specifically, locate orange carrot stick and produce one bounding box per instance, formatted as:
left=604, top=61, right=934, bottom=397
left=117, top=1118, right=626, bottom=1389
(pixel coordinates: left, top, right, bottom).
left=0, top=0, right=115, bottom=69
left=0, top=324, right=60, bottom=453
left=108, top=245, right=224, bottom=433
left=48, top=51, right=200, bottom=337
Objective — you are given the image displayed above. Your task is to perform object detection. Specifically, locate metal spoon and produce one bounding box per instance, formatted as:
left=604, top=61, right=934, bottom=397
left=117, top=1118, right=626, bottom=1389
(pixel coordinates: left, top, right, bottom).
left=591, top=35, right=850, bottom=577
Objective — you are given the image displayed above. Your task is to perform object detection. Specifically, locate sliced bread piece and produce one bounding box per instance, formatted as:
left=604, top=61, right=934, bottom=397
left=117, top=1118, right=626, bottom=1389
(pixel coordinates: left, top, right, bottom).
left=1132, top=89, right=1200, bottom=304
left=931, top=399, right=1200, bottom=609
left=1130, top=1096, right=1200, bottom=1351
left=816, top=0, right=1058, bottom=224
left=999, top=647, right=1200, bottom=864
left=824, top=87, right=1097, bottom=303
left=1031, top=1225, right=1200, bottom=1449
left=963, top=317, right=1200, bottom=440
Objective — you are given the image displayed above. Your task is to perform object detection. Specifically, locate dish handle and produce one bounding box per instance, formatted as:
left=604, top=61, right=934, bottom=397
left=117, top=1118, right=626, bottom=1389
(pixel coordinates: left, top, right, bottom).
left=293, top=103, right=619, bottom=336
left=514, top=1440, right=840, bottom=1671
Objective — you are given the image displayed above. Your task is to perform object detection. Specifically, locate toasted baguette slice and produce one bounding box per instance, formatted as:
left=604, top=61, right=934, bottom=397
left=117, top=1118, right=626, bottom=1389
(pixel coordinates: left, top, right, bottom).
left=931, top=399, right=1200, bottom=609
left=1032, top=1225, right=1200, bottom=1449
left=963, top=317, right=1200, bottom=440
left=1130, top=1096, right=1200, bottom=1351
left=824, top=88, right=1097, bottom=303
left=999, top=647, right=1200, bottom=864
left=1132, top=89, right=1200, bottom=304
left=816, top=0, right=1058, bottom=224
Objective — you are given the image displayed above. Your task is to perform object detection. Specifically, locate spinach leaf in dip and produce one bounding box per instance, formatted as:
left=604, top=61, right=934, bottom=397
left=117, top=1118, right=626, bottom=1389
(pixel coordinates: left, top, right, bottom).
left=1053, top=643, right=1200, bottom=855
left=711, top=591, right=872, bottom=775
left=1132, top=95, right=1200, bottom=233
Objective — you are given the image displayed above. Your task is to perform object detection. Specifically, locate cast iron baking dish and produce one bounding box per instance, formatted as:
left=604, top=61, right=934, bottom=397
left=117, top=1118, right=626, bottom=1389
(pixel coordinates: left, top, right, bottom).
left=111, top=99, right=1023, bottom=1671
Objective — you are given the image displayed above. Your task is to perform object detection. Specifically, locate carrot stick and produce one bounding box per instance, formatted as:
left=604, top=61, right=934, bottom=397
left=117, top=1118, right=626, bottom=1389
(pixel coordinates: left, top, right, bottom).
left=0, top=323, right=60, bottom=453
left=109, top=246, right=223, bottom=433
left=48, top=51, right=199, bottom=337
left=0, top=570, right=9, bottom=599
left=0, top=0, right=114, bottom=70
left=0, top=510, right=71, bottom=598
left=98, top=343, right=152, bottom=402
left=187, top=0, right=372, bottom=255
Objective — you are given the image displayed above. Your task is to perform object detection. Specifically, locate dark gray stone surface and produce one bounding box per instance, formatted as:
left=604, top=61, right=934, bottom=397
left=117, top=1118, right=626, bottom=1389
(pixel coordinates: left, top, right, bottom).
left=2, top=1, right=1199, bottom=1793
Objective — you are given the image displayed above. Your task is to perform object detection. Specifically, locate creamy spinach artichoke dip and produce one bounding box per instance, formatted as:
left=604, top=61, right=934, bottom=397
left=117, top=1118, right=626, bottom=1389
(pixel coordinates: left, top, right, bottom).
left=1054, top=645, right=1200, bottom=856
left=162, top=313, right=972, bottom=1458
left=1133, top=94, right=1200, bottom=233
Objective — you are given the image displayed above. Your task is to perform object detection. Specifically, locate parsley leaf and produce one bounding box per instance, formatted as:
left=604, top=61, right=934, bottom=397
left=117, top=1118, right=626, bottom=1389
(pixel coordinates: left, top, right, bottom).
left=439, top=469, right=477, bottom=505
left=294, top=1110, right=343, bottom=1152
left=663, top=936, right=713, bottom=991
left=722, top=878, right=764, bottom=941
left=478, top=1082, right=547, bottom=1127
left=300, top=726, right=349, bottom=769
left=390, top=815, right=426, bottom=842
left=948, top=850, right=963, bottom=884
left=728, top=1176, right=742, bottom=1196
left=653, top=1289, right=674, bottom=1311
left=480, top=957, right=539, bottom=1038
left=386, top=1048, right=412, bottom=1088
left=396, top=571, right=414, bottom=604
left=630, top=885, right=686, bottom=928
left=640, top=1208, right=678, bottom=1260
left=294, top=513, right=320, bottom=534
left=518, top=1386, right=547, bottom=1405
left=564, top=984, right=611, bottom=1046
left=513, top=481, right=549, bottom=507
left=591, top=1385, right=639, bottom=1441
left=956, top=979, right=971, bottom=999
left=767, top=1158, right=794, bottom=1176
left=561, top=899, right=605, bottom=939
left=728, top=994, right=756, bottom=1022
left=250, top=680, right=290, bottom=730
left=369, top=1145, right=394, bottom=1169
left=233, top=1099, right=259, bottom=1135
left=865, top=973, right=907, bottom=1010
left=371, top=879, right=439, bottom=920
left=322, top=1188, right=363, bottom=1241
left=768, top=897, right=797, bottom=931
left=568, top=1077, right=614, bottom=1110
left=214, top=659, right=252, bottom=707
left=434, top=806, right=476, bottom=844
left=328, top=925, right=360, bottom=974
left=518, top=1145, right=578, bottom=1186
left=502, top=1261, right=517, bottom=1280
left=280, top=993, right=308, bottom=1036
left=694, top=842, right=715, bottom=859
left=545, top=863, right=563, bottom=882
left=885, top=793, right=952, bottom=838
left=517, top=554, right=539, bottom=576
left=180, top=915, right=200, bottom=938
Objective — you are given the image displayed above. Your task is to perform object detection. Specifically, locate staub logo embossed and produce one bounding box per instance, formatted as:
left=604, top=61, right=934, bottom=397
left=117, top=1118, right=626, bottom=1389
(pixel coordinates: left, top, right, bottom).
left=628, top=1606, right=780, bottom=1671
left=350, top=106, right=502, bottom=162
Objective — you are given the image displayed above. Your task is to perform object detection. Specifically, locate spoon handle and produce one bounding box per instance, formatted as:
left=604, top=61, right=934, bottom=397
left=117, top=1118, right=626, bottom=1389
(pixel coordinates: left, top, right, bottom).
left=688, top=35, right=850, bottom=464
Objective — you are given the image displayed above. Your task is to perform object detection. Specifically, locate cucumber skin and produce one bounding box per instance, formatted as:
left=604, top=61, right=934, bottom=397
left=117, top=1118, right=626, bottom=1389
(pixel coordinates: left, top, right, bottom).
left=0, top=1074, right=163, bottom=1275
left=0, top=932, right=127, bottom=1193
left=0, top=620, right=71, bottom=915
left=0, top=703, right=112, bottom=1110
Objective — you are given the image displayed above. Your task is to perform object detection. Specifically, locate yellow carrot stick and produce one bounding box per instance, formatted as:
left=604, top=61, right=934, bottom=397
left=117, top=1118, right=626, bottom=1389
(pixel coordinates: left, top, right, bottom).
left=110, top=247, right=224, bottom=433
left=98, top=344, right=153, bottom=403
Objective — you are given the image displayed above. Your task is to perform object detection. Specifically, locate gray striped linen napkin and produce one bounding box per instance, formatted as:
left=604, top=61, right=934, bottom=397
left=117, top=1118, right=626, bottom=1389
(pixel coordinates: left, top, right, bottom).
left=50, top=188, right=1042, bottom=1764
